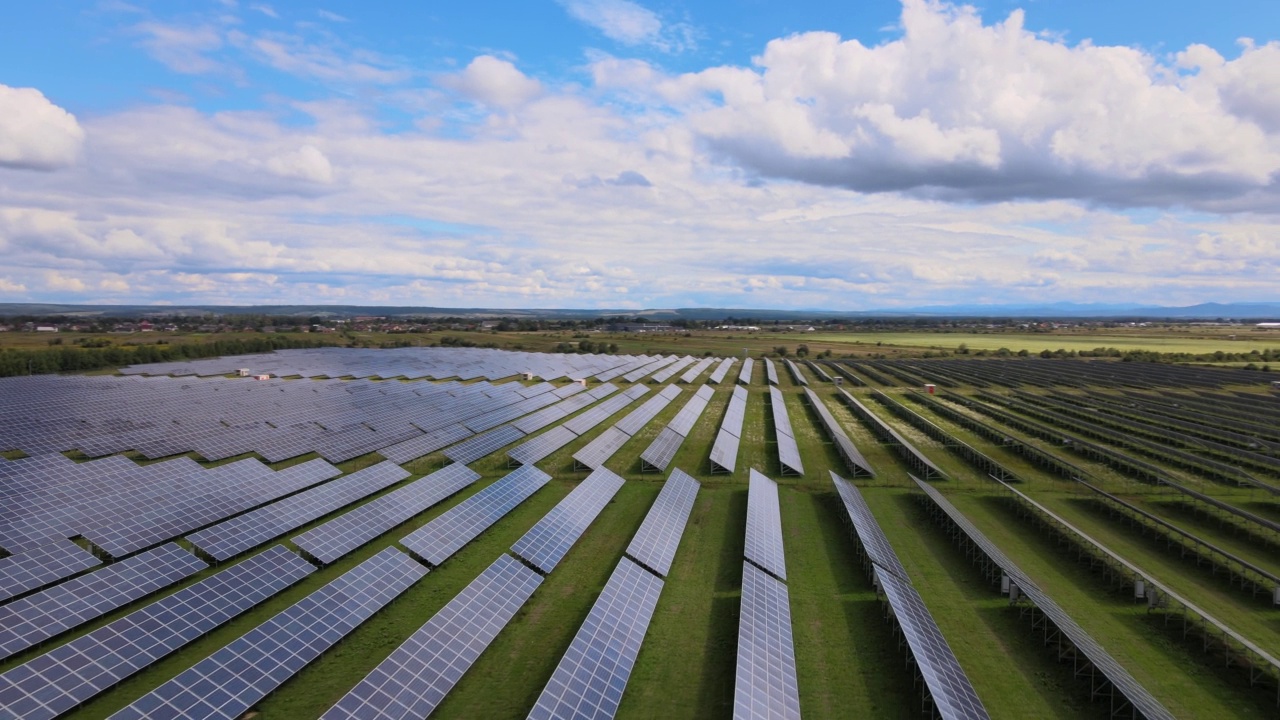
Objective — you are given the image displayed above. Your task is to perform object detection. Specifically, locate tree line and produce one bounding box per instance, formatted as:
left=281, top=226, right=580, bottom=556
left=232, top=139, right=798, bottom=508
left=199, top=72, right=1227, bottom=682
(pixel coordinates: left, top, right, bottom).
left=0, top=336, right=339, bottom=377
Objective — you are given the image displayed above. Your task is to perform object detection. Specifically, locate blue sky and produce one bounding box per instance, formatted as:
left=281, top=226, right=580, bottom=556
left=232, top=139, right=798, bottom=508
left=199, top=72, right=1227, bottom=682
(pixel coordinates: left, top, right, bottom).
left=1, top=0, right=1278, bottom=309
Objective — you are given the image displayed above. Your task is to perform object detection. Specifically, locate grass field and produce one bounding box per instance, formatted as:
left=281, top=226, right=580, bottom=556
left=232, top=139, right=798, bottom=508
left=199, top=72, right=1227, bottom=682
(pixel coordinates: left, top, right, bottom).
left=3, top=354, right=1279, bottom=719
left=803, top=330, right=1280, bottom=355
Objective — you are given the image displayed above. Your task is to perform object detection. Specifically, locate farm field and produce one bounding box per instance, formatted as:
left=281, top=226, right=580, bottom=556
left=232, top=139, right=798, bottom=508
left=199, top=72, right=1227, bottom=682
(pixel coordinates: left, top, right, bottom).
left=0, top=349, right=1277, bottom=719
left=803, top=330, right=1280, bottom=355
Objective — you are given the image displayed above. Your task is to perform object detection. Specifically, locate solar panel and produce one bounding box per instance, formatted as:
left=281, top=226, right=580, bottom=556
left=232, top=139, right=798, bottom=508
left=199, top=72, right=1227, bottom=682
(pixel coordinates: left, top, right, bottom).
left=527, top=557, right=664, bottom=720
left=444, top=425, right=527, bottom=465
left=511, top=467, right=626, bottom=574
left=744, top=470, right=787, bottom=581
left=738, top=358, right=754, bottom=385
left=400, top=466, right=552, bottom=566
left=188, top=460, right=411, bottom=561
left=763, top=359, right=779, bottom=386
left=830, top=472, right=909, bottom=583
left=733, top=562, right=801, bottom=720
left=679, top=357, right=715, bottom=384
left=572, top=427, right=631, bottom=471
left=783, top=360, right=808, bottom=386
left=379, top=424, right=475, bottom=464
left=624, top=469, right=700, bottom=577
left=769, top=388, right=804, bottom=476
left=649, top=356, right=697, bottom=384
left=0, top=538, right=101, bottom=603
left=639, top=428, right=684, bottom=473
left=0, top=543, right=206, bottom=661
left=613, top=385, right=682, bottom=437
left=874, top=567, right=990, bottom=720
left=562, top=388, right=646, bottom=435
left=667, top=385, right=714, bottom=437
left=709, top=429, right=742, bottom=475
left=708, top=357, right=737, bottom=384
left=108, top=548, right=427, bottom=720
left=508, top=426, right=579, bottom=467
left=321, top=554, right=543, bottom=720
left=806, top=390, right=874, bottom=477
left=0, top=546, right=315, bottom=720
left=293, top=463, right=479, bottom=564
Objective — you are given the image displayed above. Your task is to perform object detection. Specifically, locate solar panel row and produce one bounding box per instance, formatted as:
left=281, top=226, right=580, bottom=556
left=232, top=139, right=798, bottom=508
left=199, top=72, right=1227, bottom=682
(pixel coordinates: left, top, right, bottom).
left=624, top=469, right=700, bottom=578
left=321, top=554, right=544, bottom=720
left=805, top=389, right=875, bottom=477
left=187, top=460, right=411, bottom=561
left=527, top=558, right=664, bottom=720
left=0, top=543, right=207, bottom=662
left=733, top=562, right=801, bottom=720
left=0, top=546, right=315, bottom=720
left=768, top=388, right=804, bottom=476
left=830, top=472, right=908, bottom=582
left=744, top=470, right=787, bottom=581
left=109, top=547, right=428, bottom=720
left=874, top=567, right=991, bottom=720
left=0, top=537, right=101, bottom=604
left=678, top=357, right=715, bottom=384
left=400, top=465, right=552, bottom=566
left=640, top=386, right=713, bottom=472
left=511, top=467, right=627, bottom=574
left=709, top=386, right=749, bottom=474
left=738, top=357, right=754, bottom=386
left=708, top=357, right=737, bottom=384
left=783, top=360, right=808, bottom=387
left=649, top=357, right=697, bottom=384
left=293, top=463, right=478, bottom=564
left=763, top=358, right=779, bottom=386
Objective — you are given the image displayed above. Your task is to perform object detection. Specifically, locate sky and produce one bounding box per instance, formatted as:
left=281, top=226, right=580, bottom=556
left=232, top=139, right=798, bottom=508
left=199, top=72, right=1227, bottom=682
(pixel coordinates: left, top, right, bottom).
left=1, top=0, right=1278, bottom=310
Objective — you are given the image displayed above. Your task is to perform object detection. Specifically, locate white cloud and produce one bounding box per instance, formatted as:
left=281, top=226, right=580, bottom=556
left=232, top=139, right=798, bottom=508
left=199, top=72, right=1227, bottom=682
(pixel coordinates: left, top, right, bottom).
left=0, top=278, right=27, bottom=294
left=645, top=0, right=1280, bottom=208
left=135, top=22, right=224, bottom=74
left=317, top=9, right=348, bottom=22
left=264, top=145, right=334, bottom=183
left=441, top=56, right=542, bottom=109
left=0, top=85, right=85, bottom=170
left=250, top=3, right=278, bottom=19
left=559, top=0, right=661, bottom=46
left=235, top=30, right=409, bottom=84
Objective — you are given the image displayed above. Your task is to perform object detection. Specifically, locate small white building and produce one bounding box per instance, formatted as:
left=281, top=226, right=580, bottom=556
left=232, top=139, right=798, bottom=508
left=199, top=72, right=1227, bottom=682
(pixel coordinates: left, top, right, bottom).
left=35, top=326, right=57, bottom=332
left=254, top=374, right=271, bottom=381
left=237, top=368, right=251, bottom=377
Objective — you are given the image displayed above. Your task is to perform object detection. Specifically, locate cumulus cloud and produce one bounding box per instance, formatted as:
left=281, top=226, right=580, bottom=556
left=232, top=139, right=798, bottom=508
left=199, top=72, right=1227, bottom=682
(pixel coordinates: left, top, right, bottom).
left=644, top=0, right=1280, bottom=208
left=441, top=56, right=542, bottom=109
left=0, top=85, right=85, bottom=170
left=264, top=145, right=334, bottom=183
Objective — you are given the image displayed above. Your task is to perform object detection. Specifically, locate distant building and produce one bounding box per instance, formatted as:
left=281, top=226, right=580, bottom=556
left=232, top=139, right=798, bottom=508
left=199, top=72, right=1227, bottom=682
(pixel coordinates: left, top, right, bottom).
left=1257, top=323, right=1280, bottom=329
left=608, top=322, right=675, bottom=333
left=35, top=326, right=57, bottom=332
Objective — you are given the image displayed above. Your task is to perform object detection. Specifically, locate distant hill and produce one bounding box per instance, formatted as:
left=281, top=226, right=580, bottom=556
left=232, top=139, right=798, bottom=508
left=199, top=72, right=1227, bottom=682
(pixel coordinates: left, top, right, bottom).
left=0, top=302, right=1277, bottom=321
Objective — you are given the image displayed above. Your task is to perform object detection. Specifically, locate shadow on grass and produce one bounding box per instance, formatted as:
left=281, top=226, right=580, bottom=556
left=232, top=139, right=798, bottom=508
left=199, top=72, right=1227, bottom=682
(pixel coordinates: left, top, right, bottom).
left=1147, top=499, right=1280, bottom=555
left=1063, top=497, right=1278, bottom=609
left=695, top=488, right=748, bottom=717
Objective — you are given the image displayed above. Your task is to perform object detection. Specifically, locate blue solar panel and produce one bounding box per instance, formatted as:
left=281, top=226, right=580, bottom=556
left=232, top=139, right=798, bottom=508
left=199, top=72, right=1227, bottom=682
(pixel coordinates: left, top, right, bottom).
left=108, top=548, right=426, bottom=720
left=625, top=469, right=700, bottom=578
left=0, top=543, right=206, bottom=661
left=321, top=554, right=543, bottom=720
left=0, top=538, right=101, bottom=603
left=511, top=467, right=626, bottom=574
left=400, top=466, right=552, bottom=566
left=0, top=546, right=314, bottom=720
left=733, top=562, right=800, bottom=720
left=528, top=558, right=664, bottom=720
left=744, top=470, right=787, bottom=581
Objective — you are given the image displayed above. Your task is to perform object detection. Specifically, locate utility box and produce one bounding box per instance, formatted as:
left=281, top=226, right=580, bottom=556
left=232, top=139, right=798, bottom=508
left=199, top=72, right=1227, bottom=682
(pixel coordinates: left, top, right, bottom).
left=834, top=377, right=843, bottom=386
left=254, top=374, right=270, bottom=381
left=1134, top=579, right=1145, bottom=600
left=523, top=372, right=534, bottom=381
left=924, top=383, right=936, bottom=394
left=573, top=378, right=587, bottom=388
left=237, top=369, right=250, bottom=377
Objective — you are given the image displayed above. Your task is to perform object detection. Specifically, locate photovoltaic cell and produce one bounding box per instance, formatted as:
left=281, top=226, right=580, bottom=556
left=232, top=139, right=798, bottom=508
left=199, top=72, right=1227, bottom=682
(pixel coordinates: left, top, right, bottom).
left=378, top=424, right=474, bottom=465
left=709, top=387, right=748, bottom=474
left=0, top=538, right=101, bottom=603
left=805, top=390, right=874, bottom=477
left=527, top=558, right=664, bottom=720
left=738, top=358, right=754, bottom=386
left=830, top=472, right=909, bottom=583
left=444, top=425, right=526, bottom=465
left=769, top=388, right=804, bottom=476
left=0, top=543, right=207, bottom=661
left=613, top=385, right=681, bottom=437
left=108, top=548, right=427, bottom=720
left=874, top=567, right=989, bottom=720
left=320, top=554, right=543, bottom=720
left=763, top=359, right=779, bottom=386
left=744, top=470, right=786, bottom=581
left=733, top=562, right=800, bottom=720
left=624, top=469, right=699, bottom=578
left=0, top=546, right=315, bottom=720
left=639, top=428, right=684, bottom=473
left=511, top=467, right=626, bottom=574
left=293, top=463, right=479, bottom=564
left=188, top=460, right=411, bottom=561
left=508, top=426, right=579, bottom=467
left=667, top=385, right=714, bottom=437
left=708, top=357, right=736, bottom=384
left=400, top=466, right=552, bottom=566
left=572, top=427, right=631, bottom=471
